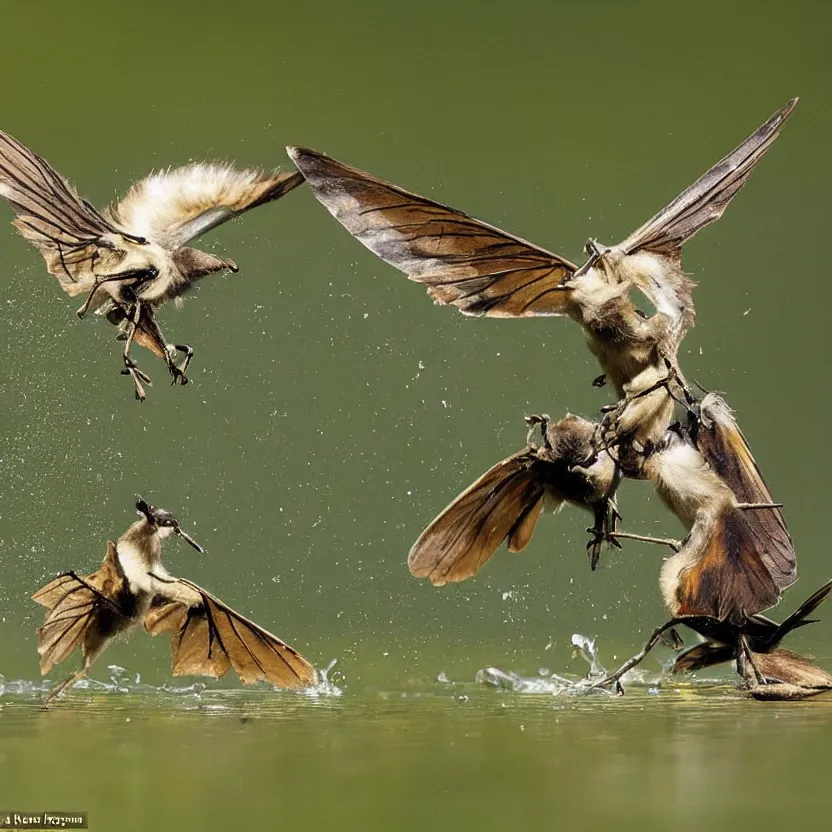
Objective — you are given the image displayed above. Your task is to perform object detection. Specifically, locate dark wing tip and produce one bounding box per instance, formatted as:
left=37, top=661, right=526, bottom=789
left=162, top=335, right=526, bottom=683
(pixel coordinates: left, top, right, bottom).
left=259, top=168, right=306, bottom=203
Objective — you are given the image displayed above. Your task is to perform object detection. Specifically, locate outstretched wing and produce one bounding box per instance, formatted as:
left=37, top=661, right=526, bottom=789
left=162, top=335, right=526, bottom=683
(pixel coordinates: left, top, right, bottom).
left=0, top=128, right=128, bottom=294
left=32, top=542, right=130, bottom=674
left=143, top=576, right=317, bottom=691
left=408, top=450, right=553, bottom=586
left=288, top=147, right=577, bottom=317
left=107, top=164, right=304, bottom=251
left=619, top=99, right=797, bottom=258
left=694, top=393, right=796, bottom=592
left=616, top=100, right=796, bottom=349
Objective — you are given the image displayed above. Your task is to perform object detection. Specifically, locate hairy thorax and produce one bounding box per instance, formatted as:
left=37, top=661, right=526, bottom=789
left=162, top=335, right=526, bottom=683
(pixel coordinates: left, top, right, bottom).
left=659, top=518, right=712, bottom=614
left=115, top=520, right=173, bottom=599
left=93, top=237, right=178, bottom=306
left=569, top=265, right=668, bottom=394
left=645, top=440, right=734, bottom=530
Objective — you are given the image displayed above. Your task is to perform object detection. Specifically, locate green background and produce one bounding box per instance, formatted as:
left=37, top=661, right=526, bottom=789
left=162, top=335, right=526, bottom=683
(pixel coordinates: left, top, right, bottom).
left=0, top=0, right=830, bottom=829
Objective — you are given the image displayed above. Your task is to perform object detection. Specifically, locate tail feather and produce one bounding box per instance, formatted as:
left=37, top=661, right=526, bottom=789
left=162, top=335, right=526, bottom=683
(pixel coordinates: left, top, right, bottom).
left=771, top=579, right=832, bottom=646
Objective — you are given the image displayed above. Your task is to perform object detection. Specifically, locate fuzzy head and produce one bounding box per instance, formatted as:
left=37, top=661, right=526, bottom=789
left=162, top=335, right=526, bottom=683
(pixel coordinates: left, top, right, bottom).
left=135, top=498, right=205, bottom=552
left=572, top=238, right=613, bottom=279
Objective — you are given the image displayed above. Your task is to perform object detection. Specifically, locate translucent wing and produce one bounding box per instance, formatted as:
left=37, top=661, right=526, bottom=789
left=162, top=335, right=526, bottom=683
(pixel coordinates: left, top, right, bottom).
left=616, top=100, right=796, bottom=350
left=288, top=147, right=577, bottom=317
left=619, top=99, right=797, bottom=257
left=693, top=393, right=796, bottom=592
left=32, top=542, right=131, bottom=674
left=408, top=450, right=551, bottom=586
left=0, top=128, right=127, bottom=294
left=144, top=577, right=317, bottom=691
left=108, top=164, right=304, bottom=250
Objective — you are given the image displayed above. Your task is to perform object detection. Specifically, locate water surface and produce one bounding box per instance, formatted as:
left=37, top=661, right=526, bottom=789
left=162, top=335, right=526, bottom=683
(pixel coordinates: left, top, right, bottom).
left=2, top=671, right=830, bottom=831
left=0, top=1, right=830, bottom=829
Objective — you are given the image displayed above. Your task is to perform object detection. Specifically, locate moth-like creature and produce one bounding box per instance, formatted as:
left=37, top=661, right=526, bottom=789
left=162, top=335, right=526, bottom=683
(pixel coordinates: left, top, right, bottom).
left=407, top=413, right=620, bottom=586
left=637, top=419, right=795, bottom=624
left=591, top=580, right=832, bottom=701
left=288, top=99, right=795, bottom=447
left=32, top=499, right=317, bottom=705
left=0, top=129, right=304, bottom=399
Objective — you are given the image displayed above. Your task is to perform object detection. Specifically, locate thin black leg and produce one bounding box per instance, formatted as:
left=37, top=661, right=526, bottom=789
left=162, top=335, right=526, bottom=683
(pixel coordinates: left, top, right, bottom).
left=590, top=618, right=687, bottom=693
left=120, top=302, right=151, bottom=401
left=75, top=267, right=158, bottom=319
left=140, top=306, right=190, bottom=386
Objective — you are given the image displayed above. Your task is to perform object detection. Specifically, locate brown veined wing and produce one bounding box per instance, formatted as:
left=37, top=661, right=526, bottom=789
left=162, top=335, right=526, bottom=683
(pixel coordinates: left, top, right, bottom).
left=408, top=450, right=551, bottom=586
left=288, top=147, right=577, bottom=318
left=0, top=128, right=130, bottom=294
left=144, top=576, right=317, bottom=691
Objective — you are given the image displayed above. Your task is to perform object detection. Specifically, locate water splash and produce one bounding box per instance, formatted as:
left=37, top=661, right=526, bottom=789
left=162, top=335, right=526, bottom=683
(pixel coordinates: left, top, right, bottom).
left=304, top=658, right=343, bottom=698
left=475, top=633, right=664, bottom=696
left=475, top=666, right=577, bottom=694
left=0, top=674, right=52, bottom=698
left=570, top=633, right=606, bottom=679
left=0, top=659, right=344, bottom=704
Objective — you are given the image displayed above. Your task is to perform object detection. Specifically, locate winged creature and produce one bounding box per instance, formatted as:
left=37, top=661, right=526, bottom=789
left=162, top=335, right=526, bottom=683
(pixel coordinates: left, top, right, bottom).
left=623, top=400, right=795, bottom=625
left=32, top=499, right=317, bottom=705
left=0, top=129, right=303, bottom=399
left=407, top=413, right=620, bottom=584
left=288, top=99, right=796, bottom=447
left=584, top=395, right=809, bottom=697
left=591, top=579, right=832, bottom=701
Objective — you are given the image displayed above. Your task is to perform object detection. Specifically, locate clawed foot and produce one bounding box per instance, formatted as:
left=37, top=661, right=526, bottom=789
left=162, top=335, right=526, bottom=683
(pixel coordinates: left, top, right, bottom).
left=585, top=526, right=622, bottom=570
left=121, top=357, right=152, bottom=402
left=167, top=361, right=189, bottom=387
left=167, top=344, right=193, bottom=386
left=590, top=674, right=626, bottom=695
left=660, top=628, right=684, bottom=650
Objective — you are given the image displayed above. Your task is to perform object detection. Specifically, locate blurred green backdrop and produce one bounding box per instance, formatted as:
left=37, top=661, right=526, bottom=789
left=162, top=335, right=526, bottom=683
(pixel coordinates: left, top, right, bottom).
left=0, top=2, right=830, bottom=827
left=0, top=0, right=828, bottom=683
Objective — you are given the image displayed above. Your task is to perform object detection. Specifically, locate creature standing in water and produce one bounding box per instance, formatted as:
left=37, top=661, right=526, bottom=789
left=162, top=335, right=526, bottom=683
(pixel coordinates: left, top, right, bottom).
left=0, top=129, right=303, bottom=399
left=591, top=579, right=832, bottom=701
left=33, top=500, right=317, bottom=705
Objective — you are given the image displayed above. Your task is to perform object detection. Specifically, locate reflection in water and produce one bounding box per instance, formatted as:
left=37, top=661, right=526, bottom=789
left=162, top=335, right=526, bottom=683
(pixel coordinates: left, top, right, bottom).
left=2, top=677, right=831, bottom=832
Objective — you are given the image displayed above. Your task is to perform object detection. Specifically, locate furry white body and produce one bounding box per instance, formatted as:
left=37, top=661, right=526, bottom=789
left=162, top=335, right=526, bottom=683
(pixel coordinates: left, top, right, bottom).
left=0, top=129, right=303, bottom=396
left=32, top=503, right=318, bottom=702
left=645, top=438, right=736, bottom=611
